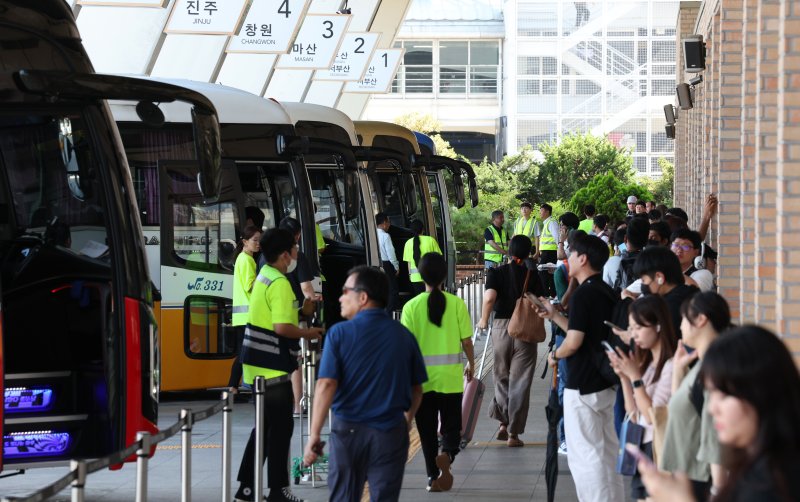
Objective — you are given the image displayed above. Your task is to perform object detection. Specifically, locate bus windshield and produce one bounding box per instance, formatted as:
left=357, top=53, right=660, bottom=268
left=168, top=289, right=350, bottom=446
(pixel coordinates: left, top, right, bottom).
left=0, top=111, right=108, bottom=257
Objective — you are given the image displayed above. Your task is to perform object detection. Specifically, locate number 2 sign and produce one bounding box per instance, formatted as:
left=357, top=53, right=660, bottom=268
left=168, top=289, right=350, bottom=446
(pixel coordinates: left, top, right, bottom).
left=316, top=32, right=379, bottom=81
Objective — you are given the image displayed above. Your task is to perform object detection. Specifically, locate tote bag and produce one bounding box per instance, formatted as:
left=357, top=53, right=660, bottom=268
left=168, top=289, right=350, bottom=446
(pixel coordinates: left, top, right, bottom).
left=507, top=269, right=546, bottom=344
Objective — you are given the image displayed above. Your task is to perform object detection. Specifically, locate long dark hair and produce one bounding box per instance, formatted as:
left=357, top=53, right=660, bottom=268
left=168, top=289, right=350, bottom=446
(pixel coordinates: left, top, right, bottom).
left=507, top=235, right=538, bottom=298
left=703, top=326, right=800, bottom=502
left=419, top=252, right=447, bottom=326
left=235, top=225, right=261, bottom=260
left=628, top=295, right=678, bottom=382
left=410, top=219, right=425, bottom=265
left=679, top=291, right=732, bottom=334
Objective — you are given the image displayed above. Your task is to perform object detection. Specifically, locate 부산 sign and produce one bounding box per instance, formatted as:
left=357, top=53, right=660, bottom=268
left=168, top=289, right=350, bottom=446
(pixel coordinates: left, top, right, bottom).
left=344, top=49, right=403, bottom=93
left=316, top=32, right=379, bottom=81
left=275, top=14, right=350, bottom=69
left=226, top=0, right=310, bottom=54
left=165, top=0, right=248, bottom=35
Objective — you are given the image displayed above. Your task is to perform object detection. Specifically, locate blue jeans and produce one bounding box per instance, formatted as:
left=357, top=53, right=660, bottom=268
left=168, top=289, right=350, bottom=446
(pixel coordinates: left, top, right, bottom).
left=485, top=260, right=500, bottom=269
left=555, top=334, right=567, bottom=444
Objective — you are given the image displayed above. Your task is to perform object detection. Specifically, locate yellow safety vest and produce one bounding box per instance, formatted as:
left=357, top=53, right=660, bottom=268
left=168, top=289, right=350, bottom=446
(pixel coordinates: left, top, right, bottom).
left=232, top=252, right=256, bottom=326
left=540, top=217, right=557, bottom=251
left=484, top=225, right=508, bottom=263
left=400, top=291, right=471, bottom=394
left=403, top=235, right=442, bottom=282
left=514, top=217, right=536, bottom=238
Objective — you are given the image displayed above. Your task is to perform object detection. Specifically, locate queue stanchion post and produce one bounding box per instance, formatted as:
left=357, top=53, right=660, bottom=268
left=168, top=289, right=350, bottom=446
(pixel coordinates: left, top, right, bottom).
left=136, top=431, right=152, bottom=502
left=71, top=459, right=86, bottom=502
left=254, top=376, right=266, bottom=502
left=181, top=408, right=193, bottom=502
left=222, top=391, right=233, bottom=502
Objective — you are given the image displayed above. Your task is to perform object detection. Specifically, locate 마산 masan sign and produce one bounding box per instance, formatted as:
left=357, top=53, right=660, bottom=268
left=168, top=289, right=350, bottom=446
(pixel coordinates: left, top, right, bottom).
left=275, top=13, right=350, bottom=69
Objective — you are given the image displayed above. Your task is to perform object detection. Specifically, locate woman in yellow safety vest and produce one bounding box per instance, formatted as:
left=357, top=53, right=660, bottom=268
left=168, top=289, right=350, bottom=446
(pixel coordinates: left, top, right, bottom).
left=403, top=219, right=442, bottom=296
left=401, top=252, right=475, bottom=493
left=228, top=224, right=262, bottom=395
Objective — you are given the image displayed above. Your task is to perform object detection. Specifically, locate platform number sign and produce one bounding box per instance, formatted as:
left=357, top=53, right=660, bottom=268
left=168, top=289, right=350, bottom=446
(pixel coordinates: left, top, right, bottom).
left=227, top=0, right=309, bottom=54
left=165, top=0, right=248, bottom=34
left=316, top=32, right=379, bottom=81
left=345, top=48, right=404, bottom=93
left=276, top=14, right=351, bottom=69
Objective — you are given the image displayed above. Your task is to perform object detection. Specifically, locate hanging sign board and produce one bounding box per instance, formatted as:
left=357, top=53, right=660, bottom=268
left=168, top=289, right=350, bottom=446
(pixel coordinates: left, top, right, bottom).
left=165, top=0, right=248, bottom=35
left=226, top=0, right=309, bottom=54
left=316, top=32, right=379, bottom=81
left=77, top=0, right=166, bottom=6
left=275, top=14, right=350, bottom=69
left=344, top=48, right=403, bottom=93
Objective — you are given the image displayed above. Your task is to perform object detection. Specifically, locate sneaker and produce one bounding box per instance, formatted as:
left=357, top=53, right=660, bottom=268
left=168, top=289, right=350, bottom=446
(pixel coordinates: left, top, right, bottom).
left=233, top=486, right=266, bottom=502
left=426, top=477, right=442, bottom=492
left=558, top=441, right=567, bottom=455
left=267, top=487, right=306, bottom=502
left=434, top=453, right=453, bottom=491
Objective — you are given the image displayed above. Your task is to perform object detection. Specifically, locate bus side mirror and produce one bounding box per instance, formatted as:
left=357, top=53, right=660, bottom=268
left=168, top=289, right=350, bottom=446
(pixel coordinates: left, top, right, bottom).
left=344, top=169, right=360, bottom=220
left=468, top=176, right=479, bottom=208
left=451, top=171, right=466, bottom=209
left=191, top=107, right=222, bottom=203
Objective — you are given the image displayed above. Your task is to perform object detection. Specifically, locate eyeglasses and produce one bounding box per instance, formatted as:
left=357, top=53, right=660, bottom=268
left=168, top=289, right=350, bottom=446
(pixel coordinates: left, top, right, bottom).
left=671, top=243, right=693, bottom=252
left=341, top=286, right=364, bottom=295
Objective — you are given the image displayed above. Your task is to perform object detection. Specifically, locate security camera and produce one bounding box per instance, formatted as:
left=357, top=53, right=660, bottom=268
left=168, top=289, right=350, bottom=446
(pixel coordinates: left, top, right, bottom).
left=689, top=75, right=703, bottom=86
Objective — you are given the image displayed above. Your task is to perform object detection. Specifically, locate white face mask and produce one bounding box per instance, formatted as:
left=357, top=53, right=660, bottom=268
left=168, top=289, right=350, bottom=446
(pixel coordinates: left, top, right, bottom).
left=286, top=258, right=297, bottom=273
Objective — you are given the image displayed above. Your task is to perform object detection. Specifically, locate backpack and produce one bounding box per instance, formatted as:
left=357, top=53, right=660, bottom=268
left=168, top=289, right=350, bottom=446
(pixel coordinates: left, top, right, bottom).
left=612, top=250, right=640, bottom=294
left=587, top=278, right=623, bottom=387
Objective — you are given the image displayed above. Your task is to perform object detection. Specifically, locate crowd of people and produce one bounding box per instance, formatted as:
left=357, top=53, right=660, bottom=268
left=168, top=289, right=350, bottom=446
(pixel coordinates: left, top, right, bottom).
left=226, top=194, right=800, bottom=502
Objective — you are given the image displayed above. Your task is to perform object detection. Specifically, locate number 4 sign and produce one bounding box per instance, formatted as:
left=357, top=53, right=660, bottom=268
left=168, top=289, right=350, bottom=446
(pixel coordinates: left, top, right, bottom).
left=344, top=49, right=404, bottom=93
left=226, top=0, right=310, bottom=54
left=316, top=32, right=379, bottom=81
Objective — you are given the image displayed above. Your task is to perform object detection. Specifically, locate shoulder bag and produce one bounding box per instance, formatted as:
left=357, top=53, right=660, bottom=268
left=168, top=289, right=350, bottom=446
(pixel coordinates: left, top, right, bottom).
left=507, top=269, right=546, bottom=344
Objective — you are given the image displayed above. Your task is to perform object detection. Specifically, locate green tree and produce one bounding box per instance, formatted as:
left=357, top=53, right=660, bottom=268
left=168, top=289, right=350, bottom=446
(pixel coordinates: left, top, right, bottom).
left=393, top=112, right=456, bottom=158
left=569, top=172, right=653, bottom=224
left=519, top=132, right=634, bottom=204
left=645, top=158, right=675, bottom=207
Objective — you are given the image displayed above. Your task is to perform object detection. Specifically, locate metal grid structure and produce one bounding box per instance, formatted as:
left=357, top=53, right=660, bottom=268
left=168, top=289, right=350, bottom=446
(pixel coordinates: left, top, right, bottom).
left=511, top=0, right=679, bottom=177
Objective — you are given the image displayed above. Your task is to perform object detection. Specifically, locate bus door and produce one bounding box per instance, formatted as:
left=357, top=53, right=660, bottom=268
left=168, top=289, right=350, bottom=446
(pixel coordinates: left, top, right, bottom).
left=158, top=160, right=244, bottom=391
left=307, top=165, right=368, bottom=326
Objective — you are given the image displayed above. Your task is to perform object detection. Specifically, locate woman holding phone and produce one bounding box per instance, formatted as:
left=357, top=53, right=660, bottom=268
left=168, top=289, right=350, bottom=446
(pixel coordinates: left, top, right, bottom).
left=636, top=325, right=800, bottom=502
left=607, top=295, right=677, bottom=501
left=660, top=292, right=730, bottom=501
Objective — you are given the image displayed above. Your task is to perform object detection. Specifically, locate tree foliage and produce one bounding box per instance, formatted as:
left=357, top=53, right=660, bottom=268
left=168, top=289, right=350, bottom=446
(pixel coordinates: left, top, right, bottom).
left=643, top=158, right=675, bottom=207
left=569, top=172, right=653, bottom=224
left=519, top=132, right=634, bottom=204
left=393, top=112, right=456, bottom=158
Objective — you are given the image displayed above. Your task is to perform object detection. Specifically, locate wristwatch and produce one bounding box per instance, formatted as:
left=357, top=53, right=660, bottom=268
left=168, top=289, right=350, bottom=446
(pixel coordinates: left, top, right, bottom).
left=551, top=349, right=559, bottom=361
left=632, top=379, right=644, bottom=389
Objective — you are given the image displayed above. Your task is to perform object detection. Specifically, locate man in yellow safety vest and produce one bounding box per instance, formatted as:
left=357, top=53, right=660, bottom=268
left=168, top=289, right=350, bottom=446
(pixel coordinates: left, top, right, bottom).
left=512, top=202, right=536, bottom=246
left=483, top=210, right=508, bottom=269
left=534, top=203, right=559, bottom=296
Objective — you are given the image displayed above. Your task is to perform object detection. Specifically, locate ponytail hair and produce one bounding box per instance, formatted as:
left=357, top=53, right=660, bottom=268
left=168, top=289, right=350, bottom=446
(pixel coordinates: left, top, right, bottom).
left=235, top=225, right=261, bottom=260
left=419, top=252, right=447, bottom=327
left=410, top=219, right=424, bottom=266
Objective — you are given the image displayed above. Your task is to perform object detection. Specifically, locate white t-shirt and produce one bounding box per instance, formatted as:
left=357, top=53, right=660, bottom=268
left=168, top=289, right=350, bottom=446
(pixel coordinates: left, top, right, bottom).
left=690, top=269, right=714, bottom=292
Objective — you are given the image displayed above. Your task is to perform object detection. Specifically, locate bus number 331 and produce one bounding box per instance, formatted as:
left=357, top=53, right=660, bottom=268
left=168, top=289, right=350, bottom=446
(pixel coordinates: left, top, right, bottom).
left=188, top=278, right=225, bottom=291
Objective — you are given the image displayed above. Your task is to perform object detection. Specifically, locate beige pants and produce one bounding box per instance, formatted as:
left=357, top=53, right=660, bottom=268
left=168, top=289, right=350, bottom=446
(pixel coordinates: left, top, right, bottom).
left=488, top=318, right=537, bottom=435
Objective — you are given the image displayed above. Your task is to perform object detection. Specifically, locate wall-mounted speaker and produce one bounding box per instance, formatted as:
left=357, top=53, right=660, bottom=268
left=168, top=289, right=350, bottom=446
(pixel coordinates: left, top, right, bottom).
left=665, top=124, right=676, bottom=139
left=676, top=83, right=693, bottom=110
left=664, top=104, right=676, bottom=125
left=683, top=35, right=706, bottom=73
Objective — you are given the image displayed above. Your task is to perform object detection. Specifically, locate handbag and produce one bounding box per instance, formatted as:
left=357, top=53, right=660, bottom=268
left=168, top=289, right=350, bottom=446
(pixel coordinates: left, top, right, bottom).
left=648, top=406, right=669, bottom=467
left=616, top=414, right=645, bottom=476
left=507, top=269, right=546, bottom=344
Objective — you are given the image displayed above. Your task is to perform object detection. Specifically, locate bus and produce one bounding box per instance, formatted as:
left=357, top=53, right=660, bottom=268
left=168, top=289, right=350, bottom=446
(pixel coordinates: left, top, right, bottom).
left=110, top=80, right=318, bottom=392
left=0, top=1, right=221, bottom=468
left=280, top=103, right=380, bottom=327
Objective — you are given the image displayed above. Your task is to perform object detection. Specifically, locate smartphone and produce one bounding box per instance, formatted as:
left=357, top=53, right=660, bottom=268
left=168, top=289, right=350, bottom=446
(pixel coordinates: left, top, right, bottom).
left=625, top=444, right=655, bottom=469
left=601, top=340, right=615, bottom=353
left=603, top=320, right=623, bottom=331
left=525, top=292, right=546, bottom=309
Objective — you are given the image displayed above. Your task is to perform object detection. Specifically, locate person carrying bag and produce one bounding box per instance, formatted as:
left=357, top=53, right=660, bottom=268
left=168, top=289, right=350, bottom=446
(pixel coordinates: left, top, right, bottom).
left=508, top=269, right=546, bottom=344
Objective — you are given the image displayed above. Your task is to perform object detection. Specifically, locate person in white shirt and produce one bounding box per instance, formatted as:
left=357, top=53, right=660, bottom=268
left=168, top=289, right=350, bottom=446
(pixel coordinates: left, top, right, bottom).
left=376, top=212, right=400, bottom=312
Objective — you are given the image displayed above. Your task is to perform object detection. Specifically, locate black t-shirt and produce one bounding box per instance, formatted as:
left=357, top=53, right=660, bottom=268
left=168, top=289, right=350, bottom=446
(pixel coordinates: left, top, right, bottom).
left=287, top=250, right=314, bottom=303
left=484, top=224, right=505, bottom=243
left=485, top=260, right=544, bottom=319
left=729, top=457, right=800, bottom=502
left=663, top=283, right=699, bottom=336
left=566, top=274, right=617, bottom=394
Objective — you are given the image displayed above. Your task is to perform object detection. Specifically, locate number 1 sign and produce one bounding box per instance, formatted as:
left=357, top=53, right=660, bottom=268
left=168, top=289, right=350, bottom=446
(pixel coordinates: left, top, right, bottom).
left=344, top=48, right=403, bottom=93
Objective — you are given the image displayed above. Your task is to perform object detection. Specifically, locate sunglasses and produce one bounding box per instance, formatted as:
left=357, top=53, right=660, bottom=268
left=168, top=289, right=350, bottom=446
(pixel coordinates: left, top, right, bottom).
left=341, top=286, right=365, bottom=295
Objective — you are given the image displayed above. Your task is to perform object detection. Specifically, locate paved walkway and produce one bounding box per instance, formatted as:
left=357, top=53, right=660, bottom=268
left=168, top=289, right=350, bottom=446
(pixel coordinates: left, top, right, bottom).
left=0, top=337, right=581, bottom=501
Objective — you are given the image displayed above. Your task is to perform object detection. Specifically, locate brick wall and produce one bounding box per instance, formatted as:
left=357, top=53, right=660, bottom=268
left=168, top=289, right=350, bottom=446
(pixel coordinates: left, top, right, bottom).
left=677, top=0, right=800, bottom=364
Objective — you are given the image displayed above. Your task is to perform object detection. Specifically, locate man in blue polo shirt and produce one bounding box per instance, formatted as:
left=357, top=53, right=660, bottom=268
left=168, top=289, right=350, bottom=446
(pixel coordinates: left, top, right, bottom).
left=303, top=266, right=427, bottom=501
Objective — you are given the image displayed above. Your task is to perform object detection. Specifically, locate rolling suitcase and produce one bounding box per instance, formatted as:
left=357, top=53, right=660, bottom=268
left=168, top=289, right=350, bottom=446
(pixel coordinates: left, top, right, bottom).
left=460, top=326, right=492, bottom=447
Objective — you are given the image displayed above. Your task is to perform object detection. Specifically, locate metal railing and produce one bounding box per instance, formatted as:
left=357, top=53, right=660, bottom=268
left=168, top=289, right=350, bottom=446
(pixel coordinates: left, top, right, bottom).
left=3, top=392, right=236, bottom=502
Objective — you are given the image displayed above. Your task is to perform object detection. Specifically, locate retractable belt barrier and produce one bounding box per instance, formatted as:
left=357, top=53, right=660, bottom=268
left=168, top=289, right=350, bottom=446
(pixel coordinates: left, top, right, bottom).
left=2, top=392, right=236, bottom=502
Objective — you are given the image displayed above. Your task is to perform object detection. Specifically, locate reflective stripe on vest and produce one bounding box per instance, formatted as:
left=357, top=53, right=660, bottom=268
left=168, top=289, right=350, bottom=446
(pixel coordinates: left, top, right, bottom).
left=484, top=225, right=507, bottom=263
left=423, top=353, right=462, bottom=366
left=232, top=305, right=249, bottom=314
left=514, top=218, right=535, bottom=238
left=256, top=274, right=273, bottom=286
left=243, top=326, right=281, bottom=355
left=410, top=268, right=419, bottom=275
left=540, top=217, right=557, bottom=250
